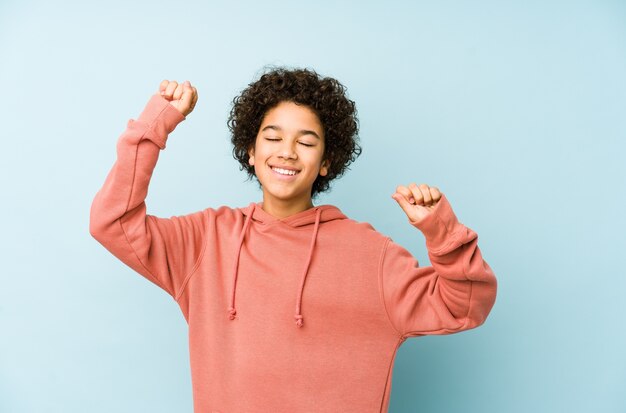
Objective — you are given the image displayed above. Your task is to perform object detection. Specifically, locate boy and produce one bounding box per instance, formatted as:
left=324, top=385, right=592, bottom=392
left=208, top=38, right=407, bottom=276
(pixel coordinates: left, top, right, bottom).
left=89, top=67, right=497, bottom=412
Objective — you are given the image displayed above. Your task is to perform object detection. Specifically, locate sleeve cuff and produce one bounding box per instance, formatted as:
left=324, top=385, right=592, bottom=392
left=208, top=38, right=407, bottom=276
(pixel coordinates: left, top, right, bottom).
left=135, top=94, right=187, bottom=149
left=409, top=193, right=465, bottom=253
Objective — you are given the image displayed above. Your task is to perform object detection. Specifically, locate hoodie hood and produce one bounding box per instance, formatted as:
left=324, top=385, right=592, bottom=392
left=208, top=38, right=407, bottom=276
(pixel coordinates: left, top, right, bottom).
left=227, top=202, right=348, bottom=328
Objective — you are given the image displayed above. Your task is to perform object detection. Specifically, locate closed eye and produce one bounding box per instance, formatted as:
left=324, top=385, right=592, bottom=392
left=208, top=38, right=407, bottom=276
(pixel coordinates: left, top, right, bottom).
left=264, top=137, right=314, bottom=147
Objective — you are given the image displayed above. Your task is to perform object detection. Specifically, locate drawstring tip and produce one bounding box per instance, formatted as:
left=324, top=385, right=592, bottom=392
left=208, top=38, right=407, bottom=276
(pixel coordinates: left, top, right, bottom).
left=228, top=307, right=237, bottom=320
left=295, top=315, right=303, bottom=328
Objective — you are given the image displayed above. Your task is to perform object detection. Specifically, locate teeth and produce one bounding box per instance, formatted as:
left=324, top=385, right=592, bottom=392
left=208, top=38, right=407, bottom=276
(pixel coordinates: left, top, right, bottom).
left=272, top=167, right=298, bottom=176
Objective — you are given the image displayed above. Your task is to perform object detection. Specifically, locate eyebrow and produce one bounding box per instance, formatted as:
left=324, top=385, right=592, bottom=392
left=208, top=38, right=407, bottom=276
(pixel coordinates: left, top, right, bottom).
left=261, top=125, right=321, bottom=140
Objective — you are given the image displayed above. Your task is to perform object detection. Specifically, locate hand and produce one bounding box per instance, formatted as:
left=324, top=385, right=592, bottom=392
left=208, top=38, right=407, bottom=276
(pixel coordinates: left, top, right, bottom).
left=159, top=80, right=198, bottom=117
left=391, top=183, right=442, bottom=224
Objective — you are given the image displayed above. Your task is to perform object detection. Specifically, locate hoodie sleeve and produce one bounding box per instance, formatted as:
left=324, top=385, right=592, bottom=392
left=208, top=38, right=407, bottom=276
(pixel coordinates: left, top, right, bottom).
left=380, top=193, right=497, bottom=338
left=89, top=94, right=207, bottom=300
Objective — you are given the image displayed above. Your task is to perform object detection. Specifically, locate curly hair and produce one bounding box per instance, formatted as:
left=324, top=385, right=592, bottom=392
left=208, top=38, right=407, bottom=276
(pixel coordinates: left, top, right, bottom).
left=227, top=66, right=361, bottom=199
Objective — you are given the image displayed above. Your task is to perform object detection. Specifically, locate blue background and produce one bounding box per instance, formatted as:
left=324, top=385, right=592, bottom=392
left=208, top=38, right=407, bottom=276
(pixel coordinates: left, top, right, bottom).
left=1, top=1, right=625, bottom=412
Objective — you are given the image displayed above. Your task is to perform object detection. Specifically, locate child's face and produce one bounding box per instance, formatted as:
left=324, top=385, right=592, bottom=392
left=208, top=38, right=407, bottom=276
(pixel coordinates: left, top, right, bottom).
left=248, top=101, right=330, bottom=206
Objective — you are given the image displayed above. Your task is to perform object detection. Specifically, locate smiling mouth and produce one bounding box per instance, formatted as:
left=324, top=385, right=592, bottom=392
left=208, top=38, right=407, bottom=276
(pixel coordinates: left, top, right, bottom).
left=270, top=166, right=300, bottom=176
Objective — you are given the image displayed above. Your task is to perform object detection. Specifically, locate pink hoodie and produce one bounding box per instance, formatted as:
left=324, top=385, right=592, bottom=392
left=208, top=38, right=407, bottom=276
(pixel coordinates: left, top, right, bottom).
left=89, top=94, right=498, bottom=412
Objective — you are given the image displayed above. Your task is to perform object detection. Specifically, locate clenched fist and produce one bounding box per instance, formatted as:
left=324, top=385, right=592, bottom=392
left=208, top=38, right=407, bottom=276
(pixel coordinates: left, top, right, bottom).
left=159, top=79, right=198, bottom=117
left=391, top=183, right=442, bottom=225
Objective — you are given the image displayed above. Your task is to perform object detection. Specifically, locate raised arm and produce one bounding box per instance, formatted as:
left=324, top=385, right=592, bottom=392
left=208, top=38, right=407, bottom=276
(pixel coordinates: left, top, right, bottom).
left=382, top=185, right=498, bottom=337
left=89, top=81, right=204, bottom=300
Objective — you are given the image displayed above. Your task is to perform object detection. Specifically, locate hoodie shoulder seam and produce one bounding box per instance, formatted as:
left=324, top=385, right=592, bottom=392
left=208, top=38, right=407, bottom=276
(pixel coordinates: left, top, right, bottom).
left=175, top=208, right=210, bottom=302
left=378, top=236, right=404, bottom=339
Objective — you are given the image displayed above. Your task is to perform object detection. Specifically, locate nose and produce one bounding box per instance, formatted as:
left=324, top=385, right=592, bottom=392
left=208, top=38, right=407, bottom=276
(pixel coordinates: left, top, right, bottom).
left=278, top=140, right=297, bottom=160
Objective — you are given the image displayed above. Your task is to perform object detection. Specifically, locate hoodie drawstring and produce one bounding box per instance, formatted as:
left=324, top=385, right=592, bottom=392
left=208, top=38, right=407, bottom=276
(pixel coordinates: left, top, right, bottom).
left=227, top=203, right=323, bottom=329
left=228, top=203, right=255, bottom=321
left=294, top=207, right=322, bottom=328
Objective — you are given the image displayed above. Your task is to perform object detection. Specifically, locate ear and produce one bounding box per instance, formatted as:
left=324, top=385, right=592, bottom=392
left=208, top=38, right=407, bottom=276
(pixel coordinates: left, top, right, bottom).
left=319, top=159, right=331, bottom=176
left=247, top=146, right=255, bottom=166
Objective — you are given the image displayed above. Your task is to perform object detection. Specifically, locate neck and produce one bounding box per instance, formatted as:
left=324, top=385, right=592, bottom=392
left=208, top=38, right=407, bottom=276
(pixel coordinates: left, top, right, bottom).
left=260, top=196, right=314, bottom=219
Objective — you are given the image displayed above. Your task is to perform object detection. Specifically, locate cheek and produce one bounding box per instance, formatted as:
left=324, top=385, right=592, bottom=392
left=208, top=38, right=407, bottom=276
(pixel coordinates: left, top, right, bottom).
left=251, top=145, right=268, bottom=162
left=314, top=150, right=327, bottom=168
